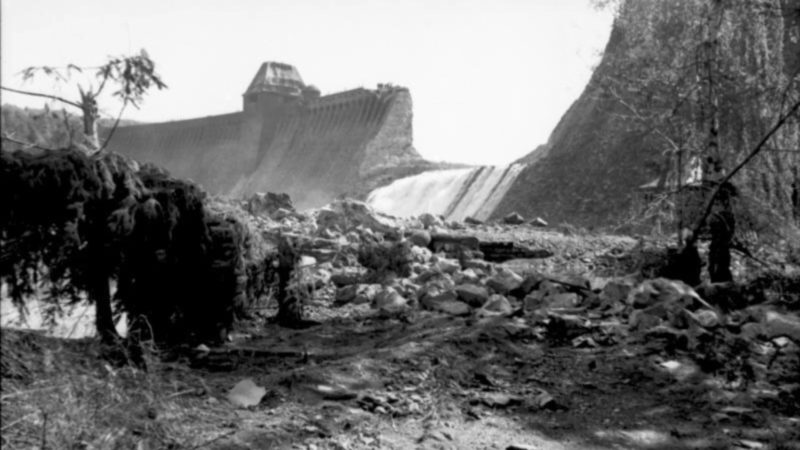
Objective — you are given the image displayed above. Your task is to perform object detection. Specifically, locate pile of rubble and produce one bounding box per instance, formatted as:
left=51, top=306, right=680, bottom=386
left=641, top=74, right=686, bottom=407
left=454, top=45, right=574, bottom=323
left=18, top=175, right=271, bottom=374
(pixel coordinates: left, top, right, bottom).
left=231, top=195, right=799, bottom=402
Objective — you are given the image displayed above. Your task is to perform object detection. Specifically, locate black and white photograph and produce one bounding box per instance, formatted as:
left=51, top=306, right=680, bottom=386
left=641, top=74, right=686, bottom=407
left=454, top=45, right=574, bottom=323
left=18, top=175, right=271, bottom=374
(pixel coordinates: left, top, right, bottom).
left=1, top=0, right=799, bottom=448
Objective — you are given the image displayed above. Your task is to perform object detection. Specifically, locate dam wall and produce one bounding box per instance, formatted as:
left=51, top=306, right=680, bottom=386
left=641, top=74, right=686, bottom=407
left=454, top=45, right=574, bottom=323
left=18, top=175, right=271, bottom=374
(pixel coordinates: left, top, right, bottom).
left=105, top=113, right=251, bottom=194
left=366, top=164, right=525, bottom=221
left=230, top=87, right=419, bottom=208
left=106, top=62, right=423, bottom=209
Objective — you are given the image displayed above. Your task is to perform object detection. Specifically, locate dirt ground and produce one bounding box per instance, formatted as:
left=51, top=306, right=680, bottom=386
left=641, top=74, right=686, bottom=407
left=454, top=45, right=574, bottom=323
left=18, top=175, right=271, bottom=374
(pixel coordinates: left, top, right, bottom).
left=2, top=302, right=798, bottom=450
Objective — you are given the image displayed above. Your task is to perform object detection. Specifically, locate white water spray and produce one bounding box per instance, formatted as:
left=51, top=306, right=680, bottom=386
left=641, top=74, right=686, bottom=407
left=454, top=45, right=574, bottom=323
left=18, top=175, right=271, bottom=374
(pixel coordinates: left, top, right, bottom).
left=367, top=164, right=525, bottom=221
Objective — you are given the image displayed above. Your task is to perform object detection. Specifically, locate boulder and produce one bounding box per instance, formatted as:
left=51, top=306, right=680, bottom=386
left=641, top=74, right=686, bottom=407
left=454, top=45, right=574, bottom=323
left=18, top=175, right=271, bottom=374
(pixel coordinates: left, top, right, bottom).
left=421, top=288, right=458, bottom=304
left=463, top=259, right=493, bottom=272
left=691, top=309, right=720, bottom=329
left=503, top=212, right=525, bottom=225
left=529, top=217, right=548, bottom=227
left=392, top=279, right=421, bottom=300
left=481, top=294, right=513, bottom=315
left=373, top=287, right=408, bottom=311
left=334, top=285, right=358, bottom=304
left=434, top=258, right=461, bottom=274
left=546, top=313, right=590, bottom=342
left=410, top=245, right=433, bottom=263
left=419, top=213, right=443, bottom=229
left=627, top=278, right=704, bottom=310
left=245, top=192, right=295, bottom=218
left=694, top=282, right=747, bottom=311
left=486, top=268, right=523, bottom=294
left=330, top=268, right=367, bottom=286
left=316, top=199, right=397, bottom=234
left=454, top=284, right=490, bottom=307
left=509, top=274, right=545, bottom=299
left=764, top=311, right=800, bottom=341
left=423, top=297, right=472, bottom=316
left=454, top=268, right=481, bottom=284
left=353, top=284, right=381, bottom=305
left=545, top=292, right=580, bottom=309
left=599, top=279, right=635, bottom=307
left=523, top=290, right=546, bottom=311
left=464, top=216, right=484, bottom=225
left=537, top=280, right=566, bottom=297
left=407, top=230, right=432, bottom=247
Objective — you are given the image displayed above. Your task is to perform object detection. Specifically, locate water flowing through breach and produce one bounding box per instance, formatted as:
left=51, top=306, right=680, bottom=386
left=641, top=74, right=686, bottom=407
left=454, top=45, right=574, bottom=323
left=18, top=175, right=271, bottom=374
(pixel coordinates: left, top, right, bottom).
left=367, top=164, right=525, bottom=221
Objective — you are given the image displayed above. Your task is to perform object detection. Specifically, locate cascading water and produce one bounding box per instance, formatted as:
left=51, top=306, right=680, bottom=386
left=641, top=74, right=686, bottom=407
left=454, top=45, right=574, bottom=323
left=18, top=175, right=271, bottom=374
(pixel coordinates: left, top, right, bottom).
left=367, top=164, right=525, bottom=221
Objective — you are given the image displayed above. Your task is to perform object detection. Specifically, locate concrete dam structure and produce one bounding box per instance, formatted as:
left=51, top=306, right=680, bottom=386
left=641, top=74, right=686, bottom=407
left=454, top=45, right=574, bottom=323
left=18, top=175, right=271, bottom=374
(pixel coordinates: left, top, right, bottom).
left=367, top=164, right=525, bottom=222
left=107, top=62, right=422, bottom=209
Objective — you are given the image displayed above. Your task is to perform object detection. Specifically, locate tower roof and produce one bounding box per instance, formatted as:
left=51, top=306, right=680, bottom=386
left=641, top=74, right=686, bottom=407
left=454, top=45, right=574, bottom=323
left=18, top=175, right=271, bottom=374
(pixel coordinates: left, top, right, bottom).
left=244, top=62, right=305, bottom=97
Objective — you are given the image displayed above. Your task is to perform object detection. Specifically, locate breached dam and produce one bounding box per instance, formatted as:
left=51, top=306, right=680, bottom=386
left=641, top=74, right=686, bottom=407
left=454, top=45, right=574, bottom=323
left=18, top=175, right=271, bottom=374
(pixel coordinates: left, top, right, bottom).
left=367, top=164, right=525, bottom=221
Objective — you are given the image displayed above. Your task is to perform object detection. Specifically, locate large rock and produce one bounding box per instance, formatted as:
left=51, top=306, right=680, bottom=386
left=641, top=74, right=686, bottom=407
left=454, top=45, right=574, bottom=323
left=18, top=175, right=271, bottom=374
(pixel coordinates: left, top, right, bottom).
left=599, top=279, right=635, bottom=306
left=245, top=192, right=294, bottom=218
left=407, top=230, right=432, bottom=247
left=529, top=217, right=548, bottom=227
left=353, top=284, right=381, bottom=305
left=423, top=297, right=471, bottom=316
left=454, top=284, right=490, bottom=307
left=502, top=212, right=525, bottom=225
left=627, top=278, right=704, bottom=310
left=509, top=274, right=545, bottom=299
left=316, top=199, right=397, bottom=234
left=764, top=311, right=800, bottom=342
left=330, top=267, right=368, bottom=287
left=464, top=216, right=483, bottom=225
left=419, top=213, right=443, bottom=229
left=410, top=245, right=433, bottom=263
left=335, top=285, right=359, bottom=304
left=433, top=257, right=461, bottom=274
left=373, top=287, right=408, bottom=311
left=486, top=268, right=523, bottom=294
left=545, top=292, right=581, bottom=310
left=481, top=294, right=513, bottom=315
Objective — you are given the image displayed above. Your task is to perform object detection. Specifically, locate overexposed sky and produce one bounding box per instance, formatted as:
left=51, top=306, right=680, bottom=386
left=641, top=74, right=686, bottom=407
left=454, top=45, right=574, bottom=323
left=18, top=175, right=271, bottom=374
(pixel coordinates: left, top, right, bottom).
left=1, top=0, right=612, bottom=165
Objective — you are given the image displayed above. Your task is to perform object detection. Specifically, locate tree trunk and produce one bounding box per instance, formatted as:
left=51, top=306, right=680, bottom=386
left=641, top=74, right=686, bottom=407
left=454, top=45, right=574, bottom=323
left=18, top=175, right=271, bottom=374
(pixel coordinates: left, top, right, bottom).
left=275, top=236, right=302, bottom=327
left=90, top=267, right=118, bottom=343
left=80, top=91, right=99, bottom=150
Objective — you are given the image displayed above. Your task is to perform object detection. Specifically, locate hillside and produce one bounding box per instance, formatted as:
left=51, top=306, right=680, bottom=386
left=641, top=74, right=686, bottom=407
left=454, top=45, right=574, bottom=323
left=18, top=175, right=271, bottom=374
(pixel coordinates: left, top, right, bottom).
left=494, top=0, right=800, bottom=228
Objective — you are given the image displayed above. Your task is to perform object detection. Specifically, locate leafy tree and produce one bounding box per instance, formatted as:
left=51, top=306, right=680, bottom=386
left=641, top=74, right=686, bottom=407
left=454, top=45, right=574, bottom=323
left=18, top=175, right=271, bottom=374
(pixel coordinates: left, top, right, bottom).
left=1, top=49, right=166, bottom=152
left=0, top=148, right=243, bottom=344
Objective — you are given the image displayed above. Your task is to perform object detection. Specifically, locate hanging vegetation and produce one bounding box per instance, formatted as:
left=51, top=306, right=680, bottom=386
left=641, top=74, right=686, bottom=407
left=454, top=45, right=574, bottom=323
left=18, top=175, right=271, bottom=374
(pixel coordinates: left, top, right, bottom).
left=0, top=147, right=246, bottom=345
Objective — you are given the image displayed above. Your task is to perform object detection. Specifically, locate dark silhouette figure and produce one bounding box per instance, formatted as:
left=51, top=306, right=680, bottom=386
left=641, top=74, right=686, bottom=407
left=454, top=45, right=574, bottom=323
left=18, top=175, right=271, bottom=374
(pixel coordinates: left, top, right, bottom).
left=678, top=239, right=703, bottom=286
left=708, top=182, right=737, bottom=282
left=792, top=168, right=799, bottom=222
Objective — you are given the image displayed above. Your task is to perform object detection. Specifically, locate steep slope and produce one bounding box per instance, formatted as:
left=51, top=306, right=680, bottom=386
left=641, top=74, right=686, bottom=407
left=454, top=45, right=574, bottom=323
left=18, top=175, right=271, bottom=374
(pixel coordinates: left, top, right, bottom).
left=495, top=0, right=800, bottom=227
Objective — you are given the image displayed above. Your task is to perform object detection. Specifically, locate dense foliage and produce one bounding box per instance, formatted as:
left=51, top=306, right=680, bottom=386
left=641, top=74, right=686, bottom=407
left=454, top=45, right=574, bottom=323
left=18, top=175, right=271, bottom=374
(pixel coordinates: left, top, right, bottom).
left=0, top=147, right=245, bottom=344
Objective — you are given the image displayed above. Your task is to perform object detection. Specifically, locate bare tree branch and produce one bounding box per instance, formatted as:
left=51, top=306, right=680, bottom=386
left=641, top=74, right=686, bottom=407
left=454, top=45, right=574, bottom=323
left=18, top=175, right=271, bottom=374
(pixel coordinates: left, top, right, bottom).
left=1, top=134, right=56, bottom=151
left=93, top=101, right=128, bottom=155
left=0, top=85, right=82, bottom=109
left=687, top=98, right=800, bottom=244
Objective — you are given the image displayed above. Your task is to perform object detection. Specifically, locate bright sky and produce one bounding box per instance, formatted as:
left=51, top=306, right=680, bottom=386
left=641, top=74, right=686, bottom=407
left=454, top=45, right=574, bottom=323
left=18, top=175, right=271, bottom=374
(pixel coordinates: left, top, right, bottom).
left=1, top=0, right=613, bottom=165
